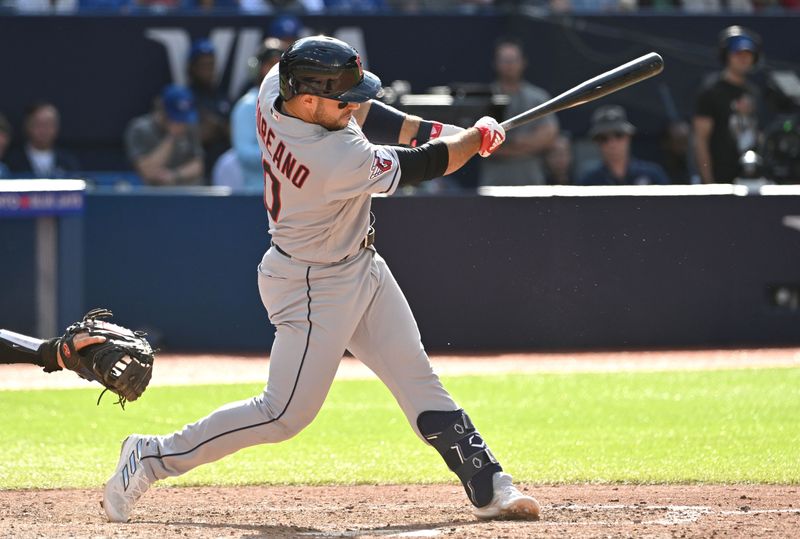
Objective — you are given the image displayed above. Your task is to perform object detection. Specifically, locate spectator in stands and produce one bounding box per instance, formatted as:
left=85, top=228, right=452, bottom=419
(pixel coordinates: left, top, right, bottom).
left=567, top=0, right=622, bottom=11
left=215, top=38, right=286, bottom=190
left=480, top=38, right=558, bottom=187
left=578, top=105, right=670, bottom=185
left=187, top=38, right=232, bottom=177
left=0, top=114, right=11, bottom=179
left=265, top=14, right=305, bottom=48
left=132, top=0, right=181, bottom=10
left=544, top=134, right=575, bottom=185
left=660, top=119, right=693, bottom=183
left=78, top=0, right=134, bottom=11
left=13, top=0, right=77, bottom=13
left=191, top=0, right=240, bottom=10
left=693, top=25, right=762, bottom=184
left=6, top=102, right=81, bottom=179
left=323, top=0, right=387, bottom=11
left=124, top=85, right=204, bottom=186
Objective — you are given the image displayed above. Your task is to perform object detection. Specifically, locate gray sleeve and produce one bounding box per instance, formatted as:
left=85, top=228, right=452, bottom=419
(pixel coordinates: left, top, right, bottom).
left=323, top=131, right=401, bottom=202
left=189, top=125, right=205, bottom=160
left=124, top=119, right=157, bottom=162
left=515, top=85, right=559, bottom=134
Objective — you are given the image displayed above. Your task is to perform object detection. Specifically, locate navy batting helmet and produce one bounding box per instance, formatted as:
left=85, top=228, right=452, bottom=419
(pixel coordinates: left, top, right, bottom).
left=718, top=25, right=762, bottom=65
left=279, top=36, right=382, bottom=103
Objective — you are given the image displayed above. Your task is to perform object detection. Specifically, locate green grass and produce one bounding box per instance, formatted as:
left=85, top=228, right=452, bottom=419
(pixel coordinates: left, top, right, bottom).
left=1, top=368, right=798, bottom=489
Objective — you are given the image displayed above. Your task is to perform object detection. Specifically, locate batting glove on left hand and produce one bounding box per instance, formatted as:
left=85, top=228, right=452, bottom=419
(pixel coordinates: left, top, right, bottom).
left=474, top=116, right=506, bottom=157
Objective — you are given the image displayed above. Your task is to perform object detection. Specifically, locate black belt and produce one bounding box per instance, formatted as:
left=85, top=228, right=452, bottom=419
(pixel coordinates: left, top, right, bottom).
left=272, top=227, right=375, bottom=260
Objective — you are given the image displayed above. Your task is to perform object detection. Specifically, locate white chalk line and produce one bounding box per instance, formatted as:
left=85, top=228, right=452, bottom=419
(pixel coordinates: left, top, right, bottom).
left=291, top=504, right=800, bottom=536
left=551, top=503, right=800, bottom=526
left=298, top=530, right=441, bottom=538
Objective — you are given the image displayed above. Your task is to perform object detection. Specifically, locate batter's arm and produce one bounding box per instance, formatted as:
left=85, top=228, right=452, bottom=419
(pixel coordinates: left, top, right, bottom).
left=441, top=129, right=482, bottom=175
left=394, top=118, right=501, bottom=186
left=356, top=100, right=462, bottom=146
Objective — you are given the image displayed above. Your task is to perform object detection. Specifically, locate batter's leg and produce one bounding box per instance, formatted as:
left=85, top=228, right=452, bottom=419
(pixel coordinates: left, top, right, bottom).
left=345, top=254, right=458, bottom=434
left=346, top=253, right=538, bottom=518
left=109, top=250, right=378, bottom=499
left=141, top=259, right=376, bottom=481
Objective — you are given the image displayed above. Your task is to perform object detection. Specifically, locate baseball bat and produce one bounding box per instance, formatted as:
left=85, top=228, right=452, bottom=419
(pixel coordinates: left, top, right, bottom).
left=500, top=52, right=664, bottom=131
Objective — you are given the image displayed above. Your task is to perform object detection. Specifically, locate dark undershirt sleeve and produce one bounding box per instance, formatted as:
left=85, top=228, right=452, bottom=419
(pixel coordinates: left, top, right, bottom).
left=394, top=140, right=449, bottom=187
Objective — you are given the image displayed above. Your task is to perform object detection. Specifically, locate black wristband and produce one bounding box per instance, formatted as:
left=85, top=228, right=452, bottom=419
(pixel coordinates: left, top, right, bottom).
left=40, top=338, right=62, bottom=372
left=411, top=120, right=445, bottom=147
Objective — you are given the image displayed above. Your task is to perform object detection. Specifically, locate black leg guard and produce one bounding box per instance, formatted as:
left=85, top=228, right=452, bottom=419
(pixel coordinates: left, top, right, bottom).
left=417, top=409, right=502, bottom=508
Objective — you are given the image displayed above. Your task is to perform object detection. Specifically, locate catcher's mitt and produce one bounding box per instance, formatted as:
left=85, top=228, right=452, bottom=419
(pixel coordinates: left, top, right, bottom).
left=58, top=308, right=154, bottom=407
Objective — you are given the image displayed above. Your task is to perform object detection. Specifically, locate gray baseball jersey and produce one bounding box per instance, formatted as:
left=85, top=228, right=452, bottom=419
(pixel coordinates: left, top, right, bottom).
left=133, top=64, right=460, bottom=482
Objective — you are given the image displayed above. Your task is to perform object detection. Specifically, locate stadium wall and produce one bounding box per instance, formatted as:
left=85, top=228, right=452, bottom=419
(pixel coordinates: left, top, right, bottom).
left=4, top=191, right=798, bottom=352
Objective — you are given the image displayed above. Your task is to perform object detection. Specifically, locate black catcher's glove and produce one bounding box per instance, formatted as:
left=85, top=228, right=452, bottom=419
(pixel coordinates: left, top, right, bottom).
left=58, top=308, right=155, bottom=407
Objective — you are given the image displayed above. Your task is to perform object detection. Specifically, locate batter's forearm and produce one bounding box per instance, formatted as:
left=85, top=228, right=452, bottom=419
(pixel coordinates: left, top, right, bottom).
left=443, top=128, right=482, bottom=175
left=399, top=116, right=422, bottom=146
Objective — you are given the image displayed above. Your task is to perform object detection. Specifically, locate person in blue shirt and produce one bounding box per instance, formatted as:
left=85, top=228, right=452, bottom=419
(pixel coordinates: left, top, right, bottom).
left=578, top=105, right=670, bottom=186
left=222, top=38, right=285, bottom=191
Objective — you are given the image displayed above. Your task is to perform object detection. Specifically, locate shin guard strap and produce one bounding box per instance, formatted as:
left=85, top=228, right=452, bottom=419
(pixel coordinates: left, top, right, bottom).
left=417, top=410, right=502, bottom=508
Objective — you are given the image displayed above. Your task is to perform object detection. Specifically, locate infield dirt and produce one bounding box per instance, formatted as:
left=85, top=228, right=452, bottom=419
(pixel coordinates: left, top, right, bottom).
left=1, top=483, right=798, bottom=538
left=2, top=349, right=799, bottom=538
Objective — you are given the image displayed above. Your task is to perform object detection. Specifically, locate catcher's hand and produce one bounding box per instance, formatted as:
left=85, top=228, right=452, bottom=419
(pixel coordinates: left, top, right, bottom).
left=58, top=308, right=155, bottom=407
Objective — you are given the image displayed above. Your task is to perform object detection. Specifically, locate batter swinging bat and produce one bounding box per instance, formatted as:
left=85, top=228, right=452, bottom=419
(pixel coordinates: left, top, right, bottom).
left=500, top=52, right=664, bottom=131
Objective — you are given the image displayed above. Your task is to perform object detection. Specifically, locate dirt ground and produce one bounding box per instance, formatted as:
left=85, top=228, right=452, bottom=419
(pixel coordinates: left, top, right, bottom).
left=1, top=484, right=798, bottom=538
left=2, top=348, right=799, bottom=538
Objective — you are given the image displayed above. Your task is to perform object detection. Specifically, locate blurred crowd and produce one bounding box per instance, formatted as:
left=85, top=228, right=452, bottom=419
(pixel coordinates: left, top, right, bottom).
left=0, top=14, right=797, bottom=190
left=1, top=0, right=799, bottom=14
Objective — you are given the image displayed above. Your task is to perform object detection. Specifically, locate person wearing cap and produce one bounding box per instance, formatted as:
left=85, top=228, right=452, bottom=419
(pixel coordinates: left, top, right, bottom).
left=578, top=105, right=669, bottom=186
left=187, top=38, right=232, bottom=179
left=265, top=14, right=306, bottom=47
left=693, top=25, right=762, bottom=184
left=124, top=84, right=204, bottom=186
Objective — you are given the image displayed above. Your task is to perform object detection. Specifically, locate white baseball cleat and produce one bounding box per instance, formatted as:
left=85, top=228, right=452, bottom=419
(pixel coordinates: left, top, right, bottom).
left=102, top=435, right=153, bottom=522
left=472, top=472, right=541, bottom=520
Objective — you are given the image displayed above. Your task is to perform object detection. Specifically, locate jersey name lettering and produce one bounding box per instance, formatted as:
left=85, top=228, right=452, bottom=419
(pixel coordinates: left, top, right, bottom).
left=257, top=102, right=310, bottom=189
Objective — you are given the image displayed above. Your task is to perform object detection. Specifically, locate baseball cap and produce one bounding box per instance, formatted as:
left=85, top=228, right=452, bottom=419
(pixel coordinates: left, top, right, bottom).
left=189, top=38, right=215, bottom=61
left=727, top=34, right=758, bottom=54
left=161, top=85, right=198, bottom=124
left=588, top=105, right=636, bottom=139
left=269, top=15, right=302, bottom=40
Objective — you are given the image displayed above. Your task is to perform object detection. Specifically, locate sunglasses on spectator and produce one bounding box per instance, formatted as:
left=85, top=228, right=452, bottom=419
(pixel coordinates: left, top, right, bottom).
left=595, top=132, right=627, bottom=143
left=337, top=101, right=352, bottom=109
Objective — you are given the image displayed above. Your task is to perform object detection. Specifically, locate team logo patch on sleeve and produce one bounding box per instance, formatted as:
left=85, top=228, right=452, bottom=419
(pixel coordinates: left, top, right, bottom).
left=369, top=149, right=396, bottom=181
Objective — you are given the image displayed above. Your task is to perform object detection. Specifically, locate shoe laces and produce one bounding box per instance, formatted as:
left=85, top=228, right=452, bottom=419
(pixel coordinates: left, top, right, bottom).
left=494, top=473, right=521, bottom=500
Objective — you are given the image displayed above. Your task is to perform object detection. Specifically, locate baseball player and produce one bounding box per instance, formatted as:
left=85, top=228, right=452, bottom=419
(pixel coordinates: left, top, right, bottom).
left=1, top=312, right=154, bottom=404
left=103, top=36, right=540, bottom=523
